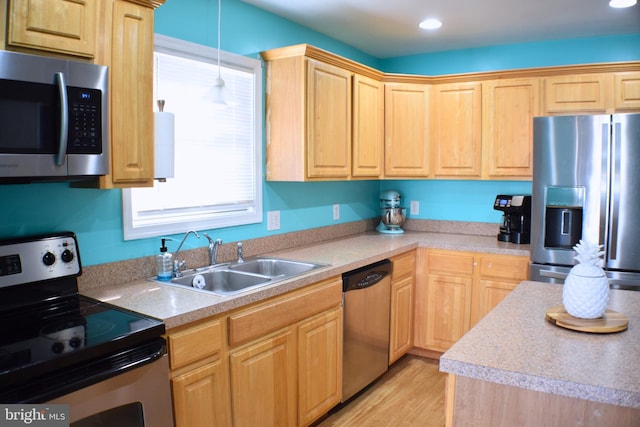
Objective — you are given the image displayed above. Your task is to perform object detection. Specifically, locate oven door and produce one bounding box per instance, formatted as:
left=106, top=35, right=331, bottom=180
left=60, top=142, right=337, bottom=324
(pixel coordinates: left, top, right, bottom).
left=47, top=354, right=174, bottom=427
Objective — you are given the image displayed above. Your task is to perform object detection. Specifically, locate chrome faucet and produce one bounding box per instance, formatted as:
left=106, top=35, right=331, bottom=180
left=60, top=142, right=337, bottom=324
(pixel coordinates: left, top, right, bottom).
left=203, top=233, right=222, bottom=265
left=236, top=241, right=245, bottom=263
left=173, top=230, right=200, bottom=277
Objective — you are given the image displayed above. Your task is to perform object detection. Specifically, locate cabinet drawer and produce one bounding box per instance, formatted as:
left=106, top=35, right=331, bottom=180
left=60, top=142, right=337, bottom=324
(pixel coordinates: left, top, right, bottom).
left=427, top=251, right=474, bottom=276
left=391, top=251, right=416, bottom=280
left=228, top=277, right=342, bottom=347
left=167, top=318, right=224, bottom=370
left=478, top=256, right=529, bottom=280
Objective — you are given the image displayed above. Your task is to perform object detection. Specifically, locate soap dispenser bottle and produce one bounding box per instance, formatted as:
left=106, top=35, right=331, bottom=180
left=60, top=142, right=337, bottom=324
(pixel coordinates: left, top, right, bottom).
left=156, top=238, right=173, bottom=281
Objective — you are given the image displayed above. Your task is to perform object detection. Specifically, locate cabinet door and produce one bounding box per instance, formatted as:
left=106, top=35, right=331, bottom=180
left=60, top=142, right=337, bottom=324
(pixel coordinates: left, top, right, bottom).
left=543, top=74, right=612, bottom=114
left=229, top=328, right=297, bottom=427
left=473, top=279, right=518, bottom=328
left=306, top=59, right=352, bottom=179
left=106, top=0, right=155, bottom=186
left=471, top=255, right=529, bottom=327
left=298, top=307, right=342, bottom=426
left=8, top=0, right=97, bottom=57
left=389, top=275, right=414, bottom=364
left=432, top=82, right=482, bottom=178
left=614, top=72, right=640, bottom=112
left=482, top=78, right=539, bottom=179
left=352, top=74, right=384, bottom=177
left=384, top=83, right=430, bottom=177
left=172, top=360, right=231, bottom=427
left=424, top=273, right=472, bottom=352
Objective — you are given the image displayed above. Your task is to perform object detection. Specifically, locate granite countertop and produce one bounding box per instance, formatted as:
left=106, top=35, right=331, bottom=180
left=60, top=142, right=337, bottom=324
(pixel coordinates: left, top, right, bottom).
left=440, top=281, right=640, bottom=409
left=83, top=231, right=529, bottom=330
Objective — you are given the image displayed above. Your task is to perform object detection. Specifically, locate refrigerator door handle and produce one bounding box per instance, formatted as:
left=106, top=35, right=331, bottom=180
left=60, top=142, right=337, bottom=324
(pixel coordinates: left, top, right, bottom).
left=608, top=121, right=622, bottom=261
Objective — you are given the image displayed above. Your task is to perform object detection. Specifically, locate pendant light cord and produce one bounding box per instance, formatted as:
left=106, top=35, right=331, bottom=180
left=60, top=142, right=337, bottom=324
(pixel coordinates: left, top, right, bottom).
left=217, top=0, right=222, bottom=79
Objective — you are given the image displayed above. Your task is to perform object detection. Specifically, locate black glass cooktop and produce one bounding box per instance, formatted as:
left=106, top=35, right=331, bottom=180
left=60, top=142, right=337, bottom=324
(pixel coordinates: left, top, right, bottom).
left=0, top=292, right=165, bottom=398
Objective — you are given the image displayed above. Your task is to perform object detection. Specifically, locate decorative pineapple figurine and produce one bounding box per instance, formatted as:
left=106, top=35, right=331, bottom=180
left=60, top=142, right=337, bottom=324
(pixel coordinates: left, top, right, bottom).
left=562, top=240, right=610, bottom=319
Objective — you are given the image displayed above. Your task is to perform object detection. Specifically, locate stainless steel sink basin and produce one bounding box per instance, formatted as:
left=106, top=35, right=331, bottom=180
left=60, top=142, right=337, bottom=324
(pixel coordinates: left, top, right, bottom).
left=229, top=258, right=324, bottom=277
left=152, top=257, right=328, bottom=296
left=171, top=269, right=272, bottom=296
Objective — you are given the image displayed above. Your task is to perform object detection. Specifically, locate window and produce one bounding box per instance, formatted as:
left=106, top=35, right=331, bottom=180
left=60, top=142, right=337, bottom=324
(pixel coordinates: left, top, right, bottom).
left=123, top=34, right=263, bottom=240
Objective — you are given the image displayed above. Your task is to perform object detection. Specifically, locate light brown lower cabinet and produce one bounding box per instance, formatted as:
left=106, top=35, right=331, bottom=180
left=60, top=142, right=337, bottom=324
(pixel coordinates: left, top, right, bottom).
left=229, top=306, right=343, bottom=427
left=172, top=358, right=231, bottom=427
left=166, top=317, right=232, bottom=427
left=168, top=277, right=343, bottom=427
left=229, top=327, right=298, bottom=427
left=414, top=248, right=529, bottom=353
left=389, top=251, right=416, bottom=364
left=297, top=307, right=343, bottom=426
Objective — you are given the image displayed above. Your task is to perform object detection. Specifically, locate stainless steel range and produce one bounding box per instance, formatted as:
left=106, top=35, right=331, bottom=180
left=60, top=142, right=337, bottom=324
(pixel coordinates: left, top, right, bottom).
left=0, top=232, right=173, bottom=426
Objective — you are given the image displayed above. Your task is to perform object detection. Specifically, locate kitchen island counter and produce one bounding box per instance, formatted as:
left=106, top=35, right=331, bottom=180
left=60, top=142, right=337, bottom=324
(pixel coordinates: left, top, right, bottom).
left=440, top=281, right=640, bottom=425
left=82, top=231, right=527, bottom=329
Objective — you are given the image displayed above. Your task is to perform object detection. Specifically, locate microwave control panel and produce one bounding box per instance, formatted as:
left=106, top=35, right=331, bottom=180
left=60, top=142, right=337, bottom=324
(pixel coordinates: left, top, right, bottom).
left=67, top=86, right=102, bottom=155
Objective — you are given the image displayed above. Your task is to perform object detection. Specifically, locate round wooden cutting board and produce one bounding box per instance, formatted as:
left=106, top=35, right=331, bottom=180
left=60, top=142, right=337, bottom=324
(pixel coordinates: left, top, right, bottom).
left=545, top=306, right=629, bottom=333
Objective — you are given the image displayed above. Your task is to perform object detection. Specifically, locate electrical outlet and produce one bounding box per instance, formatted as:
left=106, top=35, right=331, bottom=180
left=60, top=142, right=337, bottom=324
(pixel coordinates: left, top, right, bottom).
left=333, top=204, right=340, bottom=220
left=410, top=200, right=419, bottom=215
left=267, top=210, right=280, bottom=231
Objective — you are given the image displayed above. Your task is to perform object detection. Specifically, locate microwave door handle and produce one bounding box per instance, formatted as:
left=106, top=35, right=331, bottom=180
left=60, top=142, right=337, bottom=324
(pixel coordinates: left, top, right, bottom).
left=54, top=72, right=69, bottom=166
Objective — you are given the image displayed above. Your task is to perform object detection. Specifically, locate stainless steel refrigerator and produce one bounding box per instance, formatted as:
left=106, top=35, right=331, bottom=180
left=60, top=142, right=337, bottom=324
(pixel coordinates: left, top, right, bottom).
left=530, top=113, right=640, bottom=291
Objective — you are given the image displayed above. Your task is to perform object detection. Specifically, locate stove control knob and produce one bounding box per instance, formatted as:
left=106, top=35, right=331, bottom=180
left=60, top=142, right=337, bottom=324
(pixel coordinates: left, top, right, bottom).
left=42, top=251, right=56, bottom=266
left=69, top=337, right=82, bottom=349
left=61, top=249, right=74, bottom=263
left=51, top=342, right=65, bottom=354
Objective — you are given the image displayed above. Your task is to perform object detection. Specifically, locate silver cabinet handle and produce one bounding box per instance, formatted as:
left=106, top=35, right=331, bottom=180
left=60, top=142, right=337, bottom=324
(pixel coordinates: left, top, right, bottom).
left=55, top=72, right=69, bottom=167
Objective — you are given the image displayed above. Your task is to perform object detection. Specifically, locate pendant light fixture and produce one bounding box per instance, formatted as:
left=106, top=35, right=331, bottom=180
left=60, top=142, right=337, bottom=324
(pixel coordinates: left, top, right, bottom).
left=209, top=0, right=228, bottom=104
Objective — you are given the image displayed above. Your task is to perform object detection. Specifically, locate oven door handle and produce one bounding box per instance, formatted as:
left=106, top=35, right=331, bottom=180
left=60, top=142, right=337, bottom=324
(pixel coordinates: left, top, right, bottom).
left=55, top=72, right=69, bottom=167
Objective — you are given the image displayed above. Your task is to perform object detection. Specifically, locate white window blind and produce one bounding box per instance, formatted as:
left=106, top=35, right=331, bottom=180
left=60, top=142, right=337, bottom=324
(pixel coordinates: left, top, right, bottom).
left=122, top=35, right=263, bottom=240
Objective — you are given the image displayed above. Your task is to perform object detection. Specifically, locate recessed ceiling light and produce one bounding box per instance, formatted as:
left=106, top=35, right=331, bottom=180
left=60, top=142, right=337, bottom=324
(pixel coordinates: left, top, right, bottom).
left=609, top=0, right=637, bottom=8
left=419, top=18, right=443, bottom=30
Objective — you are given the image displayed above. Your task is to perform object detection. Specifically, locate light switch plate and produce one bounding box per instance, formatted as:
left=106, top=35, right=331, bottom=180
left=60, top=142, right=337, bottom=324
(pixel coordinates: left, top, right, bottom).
left=333, top=204, right=340, bottom=220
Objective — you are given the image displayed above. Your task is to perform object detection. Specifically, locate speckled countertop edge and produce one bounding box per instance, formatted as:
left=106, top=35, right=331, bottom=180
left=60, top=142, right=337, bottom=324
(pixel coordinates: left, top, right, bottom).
left=440, top=281, right=640, bottom=409
left=81, top=231, right=529, bottom=330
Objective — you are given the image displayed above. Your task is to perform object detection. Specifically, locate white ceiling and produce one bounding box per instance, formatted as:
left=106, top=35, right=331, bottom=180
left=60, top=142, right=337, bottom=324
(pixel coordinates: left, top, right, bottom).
left=240, top=0, right=640, bottom=58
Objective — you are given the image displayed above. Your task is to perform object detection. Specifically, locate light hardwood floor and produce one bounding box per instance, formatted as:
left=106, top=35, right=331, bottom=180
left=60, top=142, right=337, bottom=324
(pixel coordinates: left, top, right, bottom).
left=316, top=355, right=446, bottom=427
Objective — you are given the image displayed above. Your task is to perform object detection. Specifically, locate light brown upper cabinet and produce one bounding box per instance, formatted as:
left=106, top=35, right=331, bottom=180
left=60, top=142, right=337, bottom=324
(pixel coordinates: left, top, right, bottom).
left=543, top=73, right=612, bottom=114
left=97, top=0, right=158, bottom=188
left=431, top=82, right=482, bottom=178
left=264, top=55, right=351, bottom=180
left=384, top=83, right=431, bottom=178
left=352, top=75, right=384, bottom=178
left=482, top=78, right=540, bottom=179
left=306, top=59, right=352, bottom=179
left=262, top=44, right=639, bottom=182
left=614, top=71, right=640, bottom=111
left=7, top=0, right=97, bottom=58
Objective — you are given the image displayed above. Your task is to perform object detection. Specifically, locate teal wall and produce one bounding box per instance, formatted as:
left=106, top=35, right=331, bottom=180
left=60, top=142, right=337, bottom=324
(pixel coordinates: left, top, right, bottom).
left=0, top=0, right=638, bottom=266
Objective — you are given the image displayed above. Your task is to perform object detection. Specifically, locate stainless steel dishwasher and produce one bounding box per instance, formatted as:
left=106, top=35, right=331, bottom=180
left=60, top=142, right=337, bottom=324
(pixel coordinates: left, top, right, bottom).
left=341, top=259, right=392, bottom=402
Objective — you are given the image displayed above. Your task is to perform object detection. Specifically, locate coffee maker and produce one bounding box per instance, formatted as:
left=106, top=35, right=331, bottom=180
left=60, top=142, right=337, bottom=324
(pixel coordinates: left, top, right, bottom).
left=376, top=190, right=406, bottom=234
left=493, top=195, right=531, bottom=244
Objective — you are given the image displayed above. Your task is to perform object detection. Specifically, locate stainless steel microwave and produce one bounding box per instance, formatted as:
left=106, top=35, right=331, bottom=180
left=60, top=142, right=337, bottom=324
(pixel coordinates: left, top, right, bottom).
left=0, top=50, right=108, bottom=183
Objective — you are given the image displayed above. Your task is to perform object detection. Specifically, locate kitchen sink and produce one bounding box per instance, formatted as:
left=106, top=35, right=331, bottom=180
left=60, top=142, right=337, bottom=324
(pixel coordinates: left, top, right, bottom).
left=153, top=257, right=328, bottom=296
left=228, top=258, right=324, bottom=277
left=171, top=269, right=272, bottom=296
